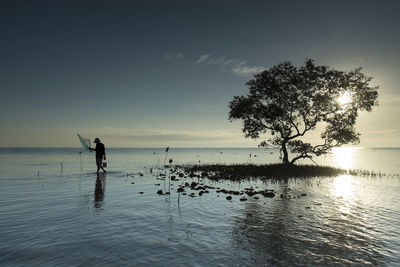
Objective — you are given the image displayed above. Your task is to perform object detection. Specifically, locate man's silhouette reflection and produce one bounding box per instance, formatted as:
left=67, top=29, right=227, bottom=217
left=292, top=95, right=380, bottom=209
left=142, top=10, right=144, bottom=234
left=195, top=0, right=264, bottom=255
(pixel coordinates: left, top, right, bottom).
left=94, top=173, right=106, bottom=209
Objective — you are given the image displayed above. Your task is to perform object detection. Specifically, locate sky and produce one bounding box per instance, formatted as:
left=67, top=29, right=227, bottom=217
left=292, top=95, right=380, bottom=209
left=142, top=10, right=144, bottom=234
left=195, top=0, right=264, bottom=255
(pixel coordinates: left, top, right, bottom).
left=1, top=0, right=400, bottom=148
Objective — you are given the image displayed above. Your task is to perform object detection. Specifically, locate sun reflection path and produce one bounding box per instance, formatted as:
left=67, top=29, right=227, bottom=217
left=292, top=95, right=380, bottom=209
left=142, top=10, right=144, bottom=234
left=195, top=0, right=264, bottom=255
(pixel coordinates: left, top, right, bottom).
left=332, top=175, right=354, bottom=201
left=331, top=174, right=356, bottom=216
left=332, top=147, right=359, bottom=170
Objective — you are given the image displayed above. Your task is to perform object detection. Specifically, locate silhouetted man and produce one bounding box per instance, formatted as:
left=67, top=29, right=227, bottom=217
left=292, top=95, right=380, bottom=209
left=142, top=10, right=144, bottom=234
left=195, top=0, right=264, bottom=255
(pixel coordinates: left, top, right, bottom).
left=90, top=138, right=106, bottom=173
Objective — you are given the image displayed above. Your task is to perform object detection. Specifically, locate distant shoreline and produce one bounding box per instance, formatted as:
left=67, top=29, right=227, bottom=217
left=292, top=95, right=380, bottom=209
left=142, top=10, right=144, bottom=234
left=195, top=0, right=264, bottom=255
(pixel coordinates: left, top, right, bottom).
left=1, top=147, right=399, bottom=150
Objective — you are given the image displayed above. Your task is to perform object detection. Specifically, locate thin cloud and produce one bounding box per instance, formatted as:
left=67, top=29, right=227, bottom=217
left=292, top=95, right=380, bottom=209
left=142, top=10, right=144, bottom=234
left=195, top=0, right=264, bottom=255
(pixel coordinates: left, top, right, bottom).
left=195, top=54, right=264, bottom=77
left=208, top=57, right=229, bottom=65
left=364, top=129, right=400, bottom=138
left=232, top=65, right=265, bottom=76
left=166, top=52, right=265, bottom=76
left=380, top=94, right=400, bottom=105
left=165, top=53, right=185, bottom=60
left=195, top=54, right=211, bottom=64
left=197, top=55, right=242, bottom=66
left=221, top=58, right=234, bottom=65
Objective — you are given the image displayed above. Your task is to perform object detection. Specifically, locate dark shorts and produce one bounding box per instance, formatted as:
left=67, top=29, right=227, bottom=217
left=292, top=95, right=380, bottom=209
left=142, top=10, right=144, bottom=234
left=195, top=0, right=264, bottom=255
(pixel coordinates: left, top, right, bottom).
left=96, top=157, right=103, bottom=167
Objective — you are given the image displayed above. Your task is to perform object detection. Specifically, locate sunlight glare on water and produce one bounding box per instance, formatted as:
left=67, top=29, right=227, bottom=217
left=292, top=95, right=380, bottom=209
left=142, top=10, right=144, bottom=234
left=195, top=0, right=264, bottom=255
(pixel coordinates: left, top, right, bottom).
left=332, top=147, right=358, bottom=169
left=331, top=175, right=356, bottom=216
left=332, top=175, right=354, bottom=201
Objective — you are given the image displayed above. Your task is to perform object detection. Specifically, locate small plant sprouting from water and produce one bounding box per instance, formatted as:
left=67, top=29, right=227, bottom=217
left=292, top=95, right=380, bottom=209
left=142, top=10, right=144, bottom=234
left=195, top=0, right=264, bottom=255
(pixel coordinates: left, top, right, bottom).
left=163, top=157, right=174, bottom=195
left=347, top=169, right=400, bottom=178
left=168, top=159, right=173, bottom=194
left=163, top=147, right=169, bottom=166
left=79, top=151, right=83, bottom=172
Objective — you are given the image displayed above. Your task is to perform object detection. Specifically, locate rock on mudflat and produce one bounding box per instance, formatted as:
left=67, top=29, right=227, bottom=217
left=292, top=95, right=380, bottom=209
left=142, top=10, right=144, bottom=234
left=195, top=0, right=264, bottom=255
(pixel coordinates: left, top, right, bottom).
left=262, top=190, right=275, bottom=198
left=177, top=187, right=185, bottom=193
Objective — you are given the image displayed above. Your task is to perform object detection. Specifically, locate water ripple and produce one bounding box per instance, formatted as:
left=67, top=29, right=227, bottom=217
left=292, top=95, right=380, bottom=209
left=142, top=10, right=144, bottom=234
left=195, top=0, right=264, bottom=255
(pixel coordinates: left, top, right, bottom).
left=1, top=149, right=400, bottom=266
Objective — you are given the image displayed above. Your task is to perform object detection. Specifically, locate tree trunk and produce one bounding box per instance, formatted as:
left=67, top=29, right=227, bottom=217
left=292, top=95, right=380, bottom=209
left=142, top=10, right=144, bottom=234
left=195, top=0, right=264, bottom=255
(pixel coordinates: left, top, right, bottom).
left=281, top=141, right=290, bottom=164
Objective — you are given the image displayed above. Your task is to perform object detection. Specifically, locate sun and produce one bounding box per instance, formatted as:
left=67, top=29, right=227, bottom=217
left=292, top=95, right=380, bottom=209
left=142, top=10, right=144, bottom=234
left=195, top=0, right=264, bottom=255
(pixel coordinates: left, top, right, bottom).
left=337, top=91, right=352, bottom=106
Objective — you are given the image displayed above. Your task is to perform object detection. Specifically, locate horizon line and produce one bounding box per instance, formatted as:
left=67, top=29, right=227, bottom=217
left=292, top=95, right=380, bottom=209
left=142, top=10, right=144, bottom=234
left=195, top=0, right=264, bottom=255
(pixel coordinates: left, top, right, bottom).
left=1, top=146, right=399, bottom=150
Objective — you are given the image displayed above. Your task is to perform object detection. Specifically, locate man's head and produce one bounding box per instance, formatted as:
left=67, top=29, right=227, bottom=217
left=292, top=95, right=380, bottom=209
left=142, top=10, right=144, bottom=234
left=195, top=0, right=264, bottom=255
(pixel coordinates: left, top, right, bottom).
left=94, top=138, right=100, bottom=144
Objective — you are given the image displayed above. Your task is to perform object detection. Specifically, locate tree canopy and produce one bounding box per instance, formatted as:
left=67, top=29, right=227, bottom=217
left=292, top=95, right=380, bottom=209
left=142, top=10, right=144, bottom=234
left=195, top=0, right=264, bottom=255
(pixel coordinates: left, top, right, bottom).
left=229, top=59, right=379, bottom=164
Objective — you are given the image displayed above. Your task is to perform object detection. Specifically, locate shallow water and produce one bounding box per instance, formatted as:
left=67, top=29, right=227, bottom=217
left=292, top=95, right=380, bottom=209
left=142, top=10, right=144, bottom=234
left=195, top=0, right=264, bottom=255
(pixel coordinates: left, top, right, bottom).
left=0, top=148, right=399, bottom=266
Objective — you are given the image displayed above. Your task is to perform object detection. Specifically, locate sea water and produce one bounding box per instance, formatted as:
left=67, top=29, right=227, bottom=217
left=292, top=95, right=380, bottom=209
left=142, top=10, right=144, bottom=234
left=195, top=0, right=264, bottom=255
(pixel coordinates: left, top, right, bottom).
left=0, top=147, right=399, bottom=266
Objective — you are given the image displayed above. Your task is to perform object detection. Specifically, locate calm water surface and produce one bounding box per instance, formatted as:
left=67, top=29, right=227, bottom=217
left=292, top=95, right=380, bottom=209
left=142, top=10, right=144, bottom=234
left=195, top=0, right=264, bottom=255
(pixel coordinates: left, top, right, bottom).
left=0, top=148, right=399, bottom=266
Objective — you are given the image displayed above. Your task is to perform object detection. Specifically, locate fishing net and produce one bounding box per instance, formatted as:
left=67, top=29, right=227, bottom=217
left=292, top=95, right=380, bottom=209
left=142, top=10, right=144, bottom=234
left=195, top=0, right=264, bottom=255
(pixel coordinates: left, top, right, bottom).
left=77, top=134, right=91, bottom=150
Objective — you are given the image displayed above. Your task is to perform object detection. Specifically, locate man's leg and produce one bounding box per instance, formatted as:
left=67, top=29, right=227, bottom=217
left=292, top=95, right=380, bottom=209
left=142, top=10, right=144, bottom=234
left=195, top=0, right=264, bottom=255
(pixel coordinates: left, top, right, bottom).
left=96, top=158, right=101, bottom=173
